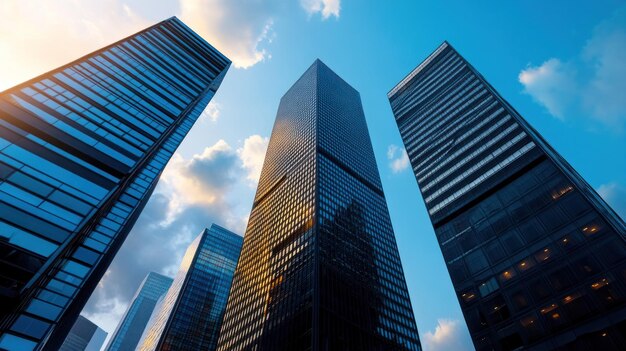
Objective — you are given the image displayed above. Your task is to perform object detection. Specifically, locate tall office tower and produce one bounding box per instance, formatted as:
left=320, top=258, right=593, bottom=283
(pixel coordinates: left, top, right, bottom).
left=0, top=17, right=230, bottom=350
left=58, top=315, right=107, bottom=351
left=105, top=272, right=172, bottom=351
left=388, top=41, right=626, bottom=350
left=217, top=60, right=421, bottom=351
left=138, top=224, right=242, bottom=351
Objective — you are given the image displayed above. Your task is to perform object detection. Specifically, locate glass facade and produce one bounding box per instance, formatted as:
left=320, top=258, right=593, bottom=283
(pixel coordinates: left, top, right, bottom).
left=58, top=315, right=107, bottom=351
left=138, top=224, right=242, bottom=351
left=105, top=272, right=172, bottom=351
left=0, top=17, right=230, bottom=350
left=388, top=41, right=626, bottom=350
left=217, top=60, right=421, bottom=351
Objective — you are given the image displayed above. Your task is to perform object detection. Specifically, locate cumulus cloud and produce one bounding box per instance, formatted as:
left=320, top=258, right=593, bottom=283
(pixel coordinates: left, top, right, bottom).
left=300, top=0, right=341, bottom=19
left=519, top=59, right=577, bottom=120
left=161, top=140, right=241, bottom=209
left=82, top=136, right=267, bottom=342
left=387, top=144, right=410, bottom=173
left=518, top=7, right=626, bottom=131
left=199, top=101, right=221, bottom=123
left=179, top=0, right=277, bottom=69
left=597, top=182, right=626, bottom=219
left=422, top=319, right=474, bottom=351
left=238, top=135, right=270, bottom=183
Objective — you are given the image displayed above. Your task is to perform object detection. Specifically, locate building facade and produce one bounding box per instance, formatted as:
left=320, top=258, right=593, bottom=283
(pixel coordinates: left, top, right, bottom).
left=388, top=41, right=626, bottom=350
left=58, top=315, right=107, bottom=351
left=105, top=272, right=172, bottom=351
left=217, top=60, right=421, bottom=351
left=0, top=17, right=230, bottom=350
left=138, top=224, right=242, bottom=351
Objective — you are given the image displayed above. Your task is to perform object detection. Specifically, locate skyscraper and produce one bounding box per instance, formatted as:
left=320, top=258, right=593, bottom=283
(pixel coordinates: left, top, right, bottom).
left=388, top=41, right=626, bottom=350
left=105, top=272, right=172, bottom=351
left=0, top=17, right=230, bottom=350
left=217, top=60, right=421, bottom=351
left=58, top=315, right=107, bottom=351
left=138, top=224, right=242, bottom=351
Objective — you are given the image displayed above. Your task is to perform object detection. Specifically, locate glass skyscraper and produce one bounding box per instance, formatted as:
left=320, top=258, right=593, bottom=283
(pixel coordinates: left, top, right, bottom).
left=58, top=315, right=107, bottom=351
left=217, top=60, right=421, bottom=351
left=105, top=272, right=172, bottom=351
left=138, top=224, right=242, bottom=351
left=388, top=41, right=626, bottom=350
left=0, top=17, right=230, bottom=350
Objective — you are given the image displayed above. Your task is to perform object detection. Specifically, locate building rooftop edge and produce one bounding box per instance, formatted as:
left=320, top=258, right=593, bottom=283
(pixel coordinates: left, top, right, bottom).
left=0, top=16, right=230, bottom=95
left=387, top=41, right=450, bottom=99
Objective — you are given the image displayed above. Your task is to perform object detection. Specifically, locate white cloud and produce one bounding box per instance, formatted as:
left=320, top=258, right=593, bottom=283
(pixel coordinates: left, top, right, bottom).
left=387, top=144, right=410, bottom=173
left=178, top=0, right=277, bottom=69
left=518, top=7, right=626, bottom=131
left=238, top=135, right=269, bottom=184
left=199, top=101, right=221, bottom=123
left=597, top=182, right=626, bottom=219
left=422, top=319, right=474, bottom=351
left=519, top=59, right=576, bottom=120
left=82, top=136, right=266, bottom=342
left=161, top=140, right=240, bottom=209
left=300, top=0, right=341, bottom=19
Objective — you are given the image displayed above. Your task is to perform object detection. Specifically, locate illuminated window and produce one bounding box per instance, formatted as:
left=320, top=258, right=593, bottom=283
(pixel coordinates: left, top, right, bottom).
left=590, top=277, right=610, bottom=290
left=479, top=278, right=499, bottom=297
left=534, top=247, right=551, bottom=262
left=498, top=268, right=517, bottom=283
left=517, top=257, right=536, bottom=272
left=551, top=185, right=573, bottom=200
left=461, top=290, right=477, bottom=303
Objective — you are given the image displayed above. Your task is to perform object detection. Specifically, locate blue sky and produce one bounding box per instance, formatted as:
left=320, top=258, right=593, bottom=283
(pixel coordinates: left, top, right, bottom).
left=2, top=1, right=625, bottom=350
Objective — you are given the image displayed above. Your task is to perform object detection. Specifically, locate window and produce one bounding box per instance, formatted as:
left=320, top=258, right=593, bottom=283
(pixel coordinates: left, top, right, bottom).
left=0, top=334, right=36, bottom=351
left=580, top=219, right=604, bottom=237
left=517, top=257, right=536, bottom=273
left=465, top=249, right=489, bottom=275
left=594, top=238, right=626, bottom=266
left=485, top=295, right=510, bottom=323
left=540, top=302, right=567, bottom=331
left=572, top=255, right=600, bottom=277
left=510, top=290, right=530, bottom=311
left=502, top=229, right=524, bottom=254
left=534, top=247, right=552, bottom=263
left=473, top=220, right=494, bottom=242
left=458, top=232, right=478, bottom=252
left=538, top=206, right=569, bottom=232
left=484, top=240, right=506, bottom=264
left=519, top=314, right=543, bottom=341
left=547, top=267, right=575, bottom=292
left=460, top=288, right=477, bottom=304
left=529, top=278, right=552, bottom=302
left=590, top=276, right=622, bottom=308
left=559, top=192, right=588, bottom=218
left=10, top=315, right=49, bottom=339
left=479, top=278, right=499, bottom=297
left=518, top=218, right=544, bottom=244
left=508, top=201, right=531, bottom=223
left=561, top=291, right=591, bottom=322
left=558, top=232, right=581, bottom=251
left=498, top=268, right=517, bottom=284
left=449, top=260, right=469, bottom=283
left=441, top=242, right=462, bottom=262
